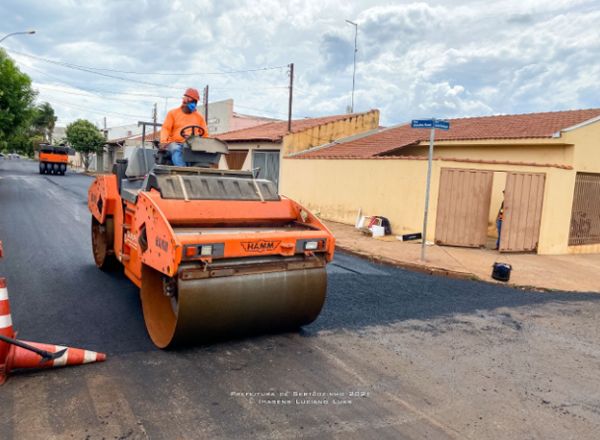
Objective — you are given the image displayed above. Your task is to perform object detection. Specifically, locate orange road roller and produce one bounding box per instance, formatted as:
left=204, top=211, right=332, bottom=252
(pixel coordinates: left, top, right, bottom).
left=88, top=132, right=335, bottom=348
left=39, top=144, right=69, bottom=175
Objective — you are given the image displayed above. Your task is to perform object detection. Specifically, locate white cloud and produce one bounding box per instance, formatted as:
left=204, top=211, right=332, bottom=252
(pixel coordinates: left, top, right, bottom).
left=0, top=0, right=598, bottom=128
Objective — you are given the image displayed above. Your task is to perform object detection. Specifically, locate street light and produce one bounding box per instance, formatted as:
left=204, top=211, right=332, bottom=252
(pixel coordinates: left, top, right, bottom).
left=0, top=30, right=36, bottom=44
left=345, top=20, right=358, bottom=113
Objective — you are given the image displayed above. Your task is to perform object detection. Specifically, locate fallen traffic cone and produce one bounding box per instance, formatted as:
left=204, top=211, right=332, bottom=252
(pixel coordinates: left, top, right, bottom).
left=0, top=277, right=106, bottom=384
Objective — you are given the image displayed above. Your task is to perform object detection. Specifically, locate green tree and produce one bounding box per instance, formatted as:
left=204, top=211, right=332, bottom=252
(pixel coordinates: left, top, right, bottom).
left=65, top=119, right=105, bottom=172
left=0, top=48, right=36, bottom=152
left=31, top=102, right=57, bottom=142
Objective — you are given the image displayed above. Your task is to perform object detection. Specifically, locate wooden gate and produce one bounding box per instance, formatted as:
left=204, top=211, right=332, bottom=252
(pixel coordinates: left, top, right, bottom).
left=500, top=172, right=545, bottom=252
left=435, top=168, right=493, bottom=247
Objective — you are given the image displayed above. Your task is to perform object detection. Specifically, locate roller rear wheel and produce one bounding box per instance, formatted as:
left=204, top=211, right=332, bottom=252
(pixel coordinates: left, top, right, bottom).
left=91, top=216, right=117, bottom=270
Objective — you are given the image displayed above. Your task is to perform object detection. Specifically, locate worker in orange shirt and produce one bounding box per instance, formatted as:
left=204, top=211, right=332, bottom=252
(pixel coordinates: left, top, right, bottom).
left=160, top=88, right=208, bottom=166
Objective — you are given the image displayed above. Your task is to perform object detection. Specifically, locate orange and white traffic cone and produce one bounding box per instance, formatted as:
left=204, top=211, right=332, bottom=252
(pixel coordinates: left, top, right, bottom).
left=0, top=277, right=106, bottom=384
left=0, top=277, right=15, bottom=384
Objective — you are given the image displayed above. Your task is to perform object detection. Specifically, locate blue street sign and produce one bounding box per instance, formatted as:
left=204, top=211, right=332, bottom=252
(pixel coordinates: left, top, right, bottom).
left=411, top=119, right=450, bottom=130
left=434, top=120, right=450, bottom=130
left=411, top=119, right=433, bottom=129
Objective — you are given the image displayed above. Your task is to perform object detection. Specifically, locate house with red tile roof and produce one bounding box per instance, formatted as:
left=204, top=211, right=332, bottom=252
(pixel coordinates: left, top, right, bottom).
left=281, top=108, right=600, bottom=255
left=214, top=110, right=380, bottom=188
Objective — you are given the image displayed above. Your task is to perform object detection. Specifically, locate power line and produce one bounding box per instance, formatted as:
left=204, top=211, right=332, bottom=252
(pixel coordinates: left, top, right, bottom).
left=23, top=61, right=290, bottom=98
left=6, top=48, right=287, bottom=77
left=234, top=104, right=290, bottom=118
left=48, top=97, right=149, bottom=119
left=210, top=85, right=289, bottom=91
left=8, top=49, right=182, bottom=89
left=35, top=84, right=163, bottom=103
left=10, top=51, right=300, bottom=124
left=21, top=62, right=173, bottom=98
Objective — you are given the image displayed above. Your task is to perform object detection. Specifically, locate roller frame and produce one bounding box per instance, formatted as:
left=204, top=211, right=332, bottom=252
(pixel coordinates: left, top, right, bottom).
left=88, top=168, right=335, bottom=348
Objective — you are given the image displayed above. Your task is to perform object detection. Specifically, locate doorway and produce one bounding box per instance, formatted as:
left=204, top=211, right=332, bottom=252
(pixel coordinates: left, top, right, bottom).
left=435, top=168, right=546, bottom=252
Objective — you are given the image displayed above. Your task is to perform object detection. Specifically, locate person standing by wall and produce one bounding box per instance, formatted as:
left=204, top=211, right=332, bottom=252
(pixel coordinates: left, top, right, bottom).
left=495, top=191, right=505, bottom=250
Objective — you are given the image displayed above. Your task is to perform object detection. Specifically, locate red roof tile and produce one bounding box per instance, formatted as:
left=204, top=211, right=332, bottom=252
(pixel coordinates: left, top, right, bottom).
left=295, top=108, right=600, bottom=159
left=130, top=130, right=161, bottom=142
left=216, top=112, right=373, bottom=142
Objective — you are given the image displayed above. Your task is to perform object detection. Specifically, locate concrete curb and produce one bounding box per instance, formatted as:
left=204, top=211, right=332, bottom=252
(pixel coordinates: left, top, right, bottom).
left=335, top=244, right=478, bottom=280
left=334, top=244, right=563, bottom=293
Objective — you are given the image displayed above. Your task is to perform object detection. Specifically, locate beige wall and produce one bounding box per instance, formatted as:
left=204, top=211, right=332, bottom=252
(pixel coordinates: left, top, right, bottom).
left=280, top=158, right=432, bottom=236
left=537, top=167, right=576, bottom=254
left=557, top=120, right=600, bottom=252
left=281, top=157, right=578, bottom=255
left=562, top=120, right=600, bottom=172
left=398, top=143, right=574, bottom=166
left=282, top=110, right=380, bottom=155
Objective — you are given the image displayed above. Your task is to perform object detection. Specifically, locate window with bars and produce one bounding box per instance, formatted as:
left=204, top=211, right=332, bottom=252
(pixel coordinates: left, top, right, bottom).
left=569, top=172, right=600, bottom=246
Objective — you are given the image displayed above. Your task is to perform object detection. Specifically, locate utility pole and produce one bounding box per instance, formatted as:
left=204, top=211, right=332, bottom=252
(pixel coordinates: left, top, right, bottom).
left=138, top=120, right=162, bottom=174
left=138, top=121, right=162, bottom=148
left=287, top=62, right=294, bottom=132
left=203, top=85, right=209, bottom=124
left=97, top=117, right=106, bottom=173
left=152, top=103, right=157, bottom=143
left=345, top=20, right=358, bottom=113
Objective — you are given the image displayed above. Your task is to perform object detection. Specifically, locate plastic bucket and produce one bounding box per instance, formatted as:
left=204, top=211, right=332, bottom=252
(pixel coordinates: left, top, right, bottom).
left=491, top=262, right=512, bottom=282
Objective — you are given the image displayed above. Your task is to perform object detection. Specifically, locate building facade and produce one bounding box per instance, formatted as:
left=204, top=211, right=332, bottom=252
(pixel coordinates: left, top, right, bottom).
left=282, top=109, right=600, bottom=255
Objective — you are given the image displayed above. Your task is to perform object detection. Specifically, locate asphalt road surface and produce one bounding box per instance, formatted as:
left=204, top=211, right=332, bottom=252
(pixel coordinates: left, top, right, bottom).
left=1, top=159, right=600, bottom=439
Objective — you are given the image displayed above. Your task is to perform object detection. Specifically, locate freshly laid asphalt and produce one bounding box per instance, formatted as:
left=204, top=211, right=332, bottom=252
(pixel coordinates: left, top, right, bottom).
left=1, top=159, right=599, bottom=439
left=0, top=160, right=594, bottom=353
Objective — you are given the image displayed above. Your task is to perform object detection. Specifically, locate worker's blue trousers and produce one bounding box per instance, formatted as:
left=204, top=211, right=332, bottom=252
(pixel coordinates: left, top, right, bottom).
left=167, top=142, right=187, bottom=167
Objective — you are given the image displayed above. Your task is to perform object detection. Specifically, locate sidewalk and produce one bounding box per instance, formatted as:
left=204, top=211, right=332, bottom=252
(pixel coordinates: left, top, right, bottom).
left=325, top=220, right=600, bottom=293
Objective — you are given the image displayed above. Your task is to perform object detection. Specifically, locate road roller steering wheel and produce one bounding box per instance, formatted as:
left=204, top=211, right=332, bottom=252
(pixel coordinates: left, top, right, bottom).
left=180, top=125, right=205, bottom=138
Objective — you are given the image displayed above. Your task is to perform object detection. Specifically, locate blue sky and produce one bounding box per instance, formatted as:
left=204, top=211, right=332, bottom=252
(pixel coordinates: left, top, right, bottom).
left=1, top=0, right=599, bottom=128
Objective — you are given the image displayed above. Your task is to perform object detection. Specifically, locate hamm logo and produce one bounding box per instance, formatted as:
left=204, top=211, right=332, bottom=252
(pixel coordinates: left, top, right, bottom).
left=241, top=240, right=281, bottom=253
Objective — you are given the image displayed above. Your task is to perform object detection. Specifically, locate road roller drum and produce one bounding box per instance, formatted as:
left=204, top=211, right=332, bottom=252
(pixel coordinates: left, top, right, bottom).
left=141, top=261, right=327, bottom=348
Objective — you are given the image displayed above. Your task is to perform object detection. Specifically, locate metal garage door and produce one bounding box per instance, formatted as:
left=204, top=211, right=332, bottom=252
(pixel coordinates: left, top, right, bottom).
left=500, top=172, right=545, bottom=252
left=435, top=168, right=493, bottom=247
left=569, top=172, right=600, bottom=246
left=252, top=150, right=280, bottom=189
